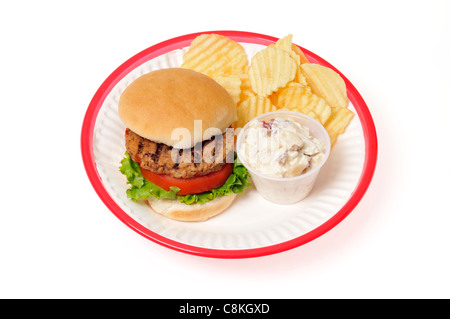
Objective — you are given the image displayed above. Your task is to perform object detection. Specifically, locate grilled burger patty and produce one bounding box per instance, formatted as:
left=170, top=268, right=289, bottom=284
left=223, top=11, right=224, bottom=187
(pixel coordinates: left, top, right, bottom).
left=125, top=129, right=234, bottom=179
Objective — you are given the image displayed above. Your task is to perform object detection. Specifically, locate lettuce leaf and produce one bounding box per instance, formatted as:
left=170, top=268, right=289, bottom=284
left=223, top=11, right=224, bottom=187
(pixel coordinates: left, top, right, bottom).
left=119, top=152, right=251, bottom=205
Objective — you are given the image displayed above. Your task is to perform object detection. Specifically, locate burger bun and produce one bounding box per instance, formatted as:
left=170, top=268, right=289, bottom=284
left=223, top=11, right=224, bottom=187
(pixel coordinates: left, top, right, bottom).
left=147, top=194, right=237, bottom=222
left=118, top=68, right=237, bottom=149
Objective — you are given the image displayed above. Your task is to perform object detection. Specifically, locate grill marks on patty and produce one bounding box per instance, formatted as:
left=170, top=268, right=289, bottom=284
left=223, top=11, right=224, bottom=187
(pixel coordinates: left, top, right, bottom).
left=125, top=129, right=233, bottom=179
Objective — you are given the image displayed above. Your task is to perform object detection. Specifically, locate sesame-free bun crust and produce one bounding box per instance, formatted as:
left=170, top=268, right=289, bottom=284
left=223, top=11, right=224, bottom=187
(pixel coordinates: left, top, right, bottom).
left=147, top=194, right=237, bottom=222
left=118, top=68, right=237, bottom=149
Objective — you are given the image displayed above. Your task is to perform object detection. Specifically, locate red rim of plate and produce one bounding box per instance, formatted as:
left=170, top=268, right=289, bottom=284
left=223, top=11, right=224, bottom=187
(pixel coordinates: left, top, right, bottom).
left=80, top=30, right=378, bottom=259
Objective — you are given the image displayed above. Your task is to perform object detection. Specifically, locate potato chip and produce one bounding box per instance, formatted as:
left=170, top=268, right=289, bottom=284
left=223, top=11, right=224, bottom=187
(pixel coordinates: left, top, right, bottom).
left=272, top=34, right=301, bottom=65
left=291, top=44, right=310, bottom=64
left=324, top=106, right=355, bottom=146
left=181, top=34, right=248, bottom=78
left=248, top=46, right=297, bottom=96
left=269, top=35, right=307, bottom=85
left=293, top=64, right=308, bottom=86
left=273, top=35, right=311, bottom=84
left=301, top=63, right=348, bottom=108
left=273, top=34, right=293, bottom=52
left=268, top=90, right=279, bottom=108
left=272, top=82, right=306, bottom=107
left=285, top=81, right=311, bottom=91
left=278, top=108, right=321, bottom=123
left=277, top=83, right=331, bottom=124
left=237, top=73, right=256, bottom=104
left=234, top=95, right=276, bottom=128
left=302, top=110, right=321, bottom=123
left=214, top=75, right=242, bottom=104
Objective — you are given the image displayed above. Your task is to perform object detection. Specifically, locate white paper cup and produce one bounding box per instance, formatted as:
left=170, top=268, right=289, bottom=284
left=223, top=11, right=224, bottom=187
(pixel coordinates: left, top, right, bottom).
left=236, top=111, right=331, bottom=205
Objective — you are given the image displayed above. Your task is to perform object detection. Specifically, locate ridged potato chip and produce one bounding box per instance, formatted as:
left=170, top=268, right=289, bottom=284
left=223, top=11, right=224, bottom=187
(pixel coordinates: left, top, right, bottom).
left=293, top=64, right=308, bottom=86
left=234, top=95, right=276, bottom=128
left=277, top=83, right=331, bottom=124
left=214, top=75, right=242, bottom=105
left=271, top=34, right=300, bottom=65
left=237, top=73, right=256, bottom=105
left=269, top=35, right=309, bottom=86
left=277, top=107, right=322, bottom=123
left=268, top=90, right=279, bottom=108
left=248, top=47, right=297, bottom=96
left=181, top=34, right=248, bottom=78
left=270, top=35, right=309, bottom=85
left=324, top=106, right=355, bottom=146
left=270, top=82, right=308, bottom=108
left=301, top=63, right=348, bottom=108
left=291, top=44, right=310, bottom=64
left=273, top=34, right=293, bottom=52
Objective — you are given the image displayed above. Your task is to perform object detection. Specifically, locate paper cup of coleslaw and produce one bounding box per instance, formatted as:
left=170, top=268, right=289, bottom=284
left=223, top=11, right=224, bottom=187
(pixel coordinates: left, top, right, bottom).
left=236, top=110, right=331, bottom=205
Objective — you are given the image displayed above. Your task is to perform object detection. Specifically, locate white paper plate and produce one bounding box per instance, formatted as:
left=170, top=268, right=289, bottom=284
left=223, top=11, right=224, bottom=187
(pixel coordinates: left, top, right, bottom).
left=81, top=31, right=377, bottom=258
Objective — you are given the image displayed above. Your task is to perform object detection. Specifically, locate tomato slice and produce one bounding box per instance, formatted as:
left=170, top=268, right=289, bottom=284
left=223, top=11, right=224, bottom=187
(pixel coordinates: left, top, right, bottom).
left=139, top=163, right=233, bottom=195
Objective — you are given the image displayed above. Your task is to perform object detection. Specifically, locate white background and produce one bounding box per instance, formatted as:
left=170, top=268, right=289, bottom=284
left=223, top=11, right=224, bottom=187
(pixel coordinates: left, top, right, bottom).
left=1, top=0, right=449, bottom=299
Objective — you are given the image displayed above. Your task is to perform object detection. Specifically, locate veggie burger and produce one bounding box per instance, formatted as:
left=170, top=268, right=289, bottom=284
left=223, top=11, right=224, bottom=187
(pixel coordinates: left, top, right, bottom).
left=118, top=68, right=251, bottom=221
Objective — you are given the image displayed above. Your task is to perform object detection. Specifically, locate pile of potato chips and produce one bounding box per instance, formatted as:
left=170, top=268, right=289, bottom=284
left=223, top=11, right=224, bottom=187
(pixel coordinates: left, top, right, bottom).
left=180, top=33, right=354, bottom=146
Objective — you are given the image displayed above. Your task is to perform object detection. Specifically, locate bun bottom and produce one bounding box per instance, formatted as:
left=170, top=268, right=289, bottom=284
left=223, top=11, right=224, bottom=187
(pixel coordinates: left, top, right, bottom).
left=146, top=194, right=237, bottom=222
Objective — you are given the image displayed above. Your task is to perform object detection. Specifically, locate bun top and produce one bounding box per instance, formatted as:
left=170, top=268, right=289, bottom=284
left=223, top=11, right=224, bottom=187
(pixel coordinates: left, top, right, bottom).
left=118, top=68, right=237, bottom=149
